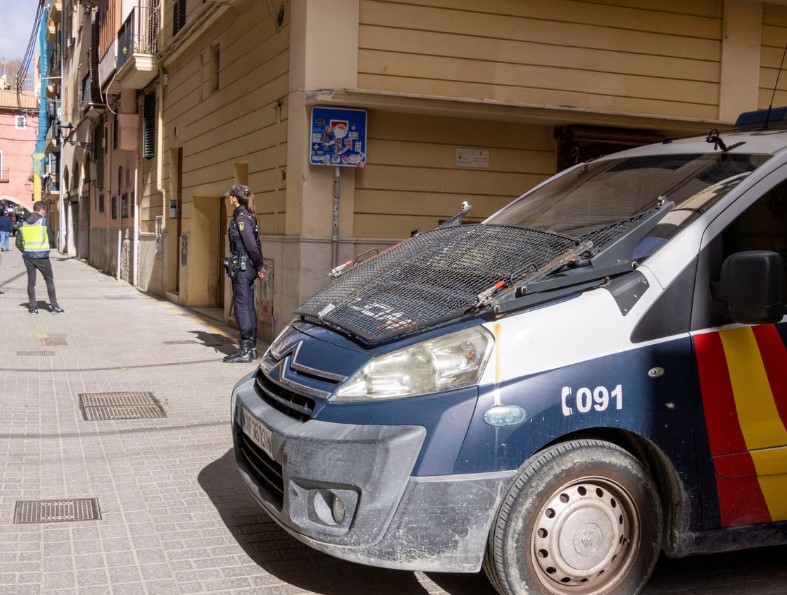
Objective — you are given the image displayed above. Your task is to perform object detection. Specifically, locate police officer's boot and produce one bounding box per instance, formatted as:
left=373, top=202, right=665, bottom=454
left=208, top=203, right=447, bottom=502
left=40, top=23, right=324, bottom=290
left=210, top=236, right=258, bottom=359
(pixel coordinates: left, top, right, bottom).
left=223, top=339, right=257, bottom=363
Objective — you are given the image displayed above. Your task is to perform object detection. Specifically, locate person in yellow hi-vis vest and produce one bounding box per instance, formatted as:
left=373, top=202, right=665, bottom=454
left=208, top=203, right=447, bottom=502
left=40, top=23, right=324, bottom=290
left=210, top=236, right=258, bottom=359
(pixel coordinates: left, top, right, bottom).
left=18, top=201, right=63, bottom=314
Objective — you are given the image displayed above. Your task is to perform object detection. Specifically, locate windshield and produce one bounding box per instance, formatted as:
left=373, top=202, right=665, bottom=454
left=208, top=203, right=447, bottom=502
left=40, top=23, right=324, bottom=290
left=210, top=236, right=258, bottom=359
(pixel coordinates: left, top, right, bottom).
left=485, top=153, right=771, bottom=236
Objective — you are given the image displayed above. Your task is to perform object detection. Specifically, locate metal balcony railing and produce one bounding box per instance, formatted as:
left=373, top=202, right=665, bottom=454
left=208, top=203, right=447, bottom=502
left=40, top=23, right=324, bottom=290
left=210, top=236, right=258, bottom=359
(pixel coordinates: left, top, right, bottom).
left=47, top=98, right=61, bottom=121
left=45, top=173, right=60, bottom=194
left=49, top=42, right=62, bottom=76
left=46, top=118, right=59, bottom=143
left=117, top=3, right=160, bottom=71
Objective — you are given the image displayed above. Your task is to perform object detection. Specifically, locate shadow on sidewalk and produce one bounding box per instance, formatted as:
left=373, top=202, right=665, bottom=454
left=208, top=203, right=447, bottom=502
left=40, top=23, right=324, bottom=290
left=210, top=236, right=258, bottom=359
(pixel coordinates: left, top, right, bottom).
left=198, top=450, right=494, bottom=594
left=188, top=330, right=237, bottom=356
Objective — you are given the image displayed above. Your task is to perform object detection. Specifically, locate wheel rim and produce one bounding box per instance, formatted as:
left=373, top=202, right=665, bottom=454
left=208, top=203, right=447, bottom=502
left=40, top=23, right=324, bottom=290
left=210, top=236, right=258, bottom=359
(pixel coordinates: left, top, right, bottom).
left=530, top=477, right=639, bottom=592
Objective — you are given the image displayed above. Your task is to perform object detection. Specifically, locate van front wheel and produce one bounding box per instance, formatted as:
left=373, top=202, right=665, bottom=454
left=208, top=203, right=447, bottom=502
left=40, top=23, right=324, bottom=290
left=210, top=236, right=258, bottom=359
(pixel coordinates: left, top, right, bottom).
left=483, top=439, right=662, bottom=595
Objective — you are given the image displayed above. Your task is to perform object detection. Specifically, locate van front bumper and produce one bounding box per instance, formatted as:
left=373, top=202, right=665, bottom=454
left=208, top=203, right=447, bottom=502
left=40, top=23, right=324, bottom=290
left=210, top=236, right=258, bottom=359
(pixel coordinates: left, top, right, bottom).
left=231, top=372, right=515, bottom=572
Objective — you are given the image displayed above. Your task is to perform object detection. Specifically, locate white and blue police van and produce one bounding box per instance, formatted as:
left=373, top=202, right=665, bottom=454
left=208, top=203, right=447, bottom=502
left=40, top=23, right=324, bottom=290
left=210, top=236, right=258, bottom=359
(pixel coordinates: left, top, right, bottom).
left=231, top=110, right=787, bottom=594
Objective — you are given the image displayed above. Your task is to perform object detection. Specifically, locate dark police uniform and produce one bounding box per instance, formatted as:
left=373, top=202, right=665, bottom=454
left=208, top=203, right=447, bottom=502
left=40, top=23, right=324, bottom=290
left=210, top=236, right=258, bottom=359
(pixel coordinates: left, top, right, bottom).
left=228, top=205, right=263, bottom=343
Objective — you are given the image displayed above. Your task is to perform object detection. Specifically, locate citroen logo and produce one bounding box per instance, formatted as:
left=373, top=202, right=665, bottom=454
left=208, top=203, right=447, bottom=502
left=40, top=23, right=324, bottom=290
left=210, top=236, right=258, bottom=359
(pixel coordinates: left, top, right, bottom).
left=573, top=523, right=603, bottom=556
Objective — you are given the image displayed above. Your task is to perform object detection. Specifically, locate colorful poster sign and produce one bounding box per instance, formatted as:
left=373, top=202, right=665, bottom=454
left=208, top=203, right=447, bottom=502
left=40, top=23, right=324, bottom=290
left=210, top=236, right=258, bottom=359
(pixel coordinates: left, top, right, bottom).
left=310, top=107, right=367, bottom=167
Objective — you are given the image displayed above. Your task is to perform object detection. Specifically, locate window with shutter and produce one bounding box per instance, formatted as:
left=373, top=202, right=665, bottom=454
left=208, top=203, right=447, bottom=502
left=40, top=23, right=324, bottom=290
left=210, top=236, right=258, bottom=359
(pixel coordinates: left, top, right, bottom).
left=113, top=113, right=118, bottom=150
left=96, top=125, right=105, bottom=189
left=143, top=93, right=156, bottom=159
left=172, top=0, right=186, bottom=36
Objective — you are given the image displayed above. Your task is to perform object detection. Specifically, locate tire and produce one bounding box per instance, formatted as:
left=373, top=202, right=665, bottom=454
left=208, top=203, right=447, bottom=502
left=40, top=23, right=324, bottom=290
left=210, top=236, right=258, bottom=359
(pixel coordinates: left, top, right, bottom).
left=483, top=439, right=662, bottom=595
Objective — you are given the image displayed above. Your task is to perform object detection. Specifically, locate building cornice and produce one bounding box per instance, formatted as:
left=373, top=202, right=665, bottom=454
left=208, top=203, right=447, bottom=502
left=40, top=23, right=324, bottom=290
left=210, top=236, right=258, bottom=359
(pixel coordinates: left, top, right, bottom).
left=304, top=88, right=724, bottom=136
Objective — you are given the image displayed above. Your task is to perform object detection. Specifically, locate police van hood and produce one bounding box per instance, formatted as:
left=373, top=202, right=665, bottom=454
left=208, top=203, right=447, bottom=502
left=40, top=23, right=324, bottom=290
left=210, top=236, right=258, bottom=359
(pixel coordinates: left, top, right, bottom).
left=296, top=210, right=664, bottom=346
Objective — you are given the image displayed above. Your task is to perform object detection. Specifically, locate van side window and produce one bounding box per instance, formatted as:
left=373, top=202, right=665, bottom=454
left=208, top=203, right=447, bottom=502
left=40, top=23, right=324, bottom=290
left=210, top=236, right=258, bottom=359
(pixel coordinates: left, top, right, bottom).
left=721, top=182, right=787, bottom=268
left=693, top=181, right=787, bottom=329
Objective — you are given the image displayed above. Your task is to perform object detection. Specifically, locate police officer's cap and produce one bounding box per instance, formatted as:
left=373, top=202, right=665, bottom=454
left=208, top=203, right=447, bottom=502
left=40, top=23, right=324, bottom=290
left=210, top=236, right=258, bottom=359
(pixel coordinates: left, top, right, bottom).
left=225, top=184, right=250, bottom=199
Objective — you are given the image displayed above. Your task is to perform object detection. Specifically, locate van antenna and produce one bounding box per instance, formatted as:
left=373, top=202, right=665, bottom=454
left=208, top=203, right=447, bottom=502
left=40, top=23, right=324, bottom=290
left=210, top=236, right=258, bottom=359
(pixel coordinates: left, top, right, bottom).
left=764, top=38, right=787, bottom=129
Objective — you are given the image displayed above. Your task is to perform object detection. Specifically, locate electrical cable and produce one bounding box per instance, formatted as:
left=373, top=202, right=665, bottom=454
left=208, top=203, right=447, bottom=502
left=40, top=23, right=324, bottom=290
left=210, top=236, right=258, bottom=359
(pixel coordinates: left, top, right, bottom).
left=16, top=0, right=44, bottom=103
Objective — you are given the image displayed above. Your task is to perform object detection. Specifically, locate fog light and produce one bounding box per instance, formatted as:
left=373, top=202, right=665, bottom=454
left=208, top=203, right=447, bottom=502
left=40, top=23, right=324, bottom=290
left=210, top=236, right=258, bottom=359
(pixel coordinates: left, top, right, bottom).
left=331, top=494, right=346, bottom=525
left=312, top=490, right=346, bottom=526
left=302, top=486, right=359, bottom=530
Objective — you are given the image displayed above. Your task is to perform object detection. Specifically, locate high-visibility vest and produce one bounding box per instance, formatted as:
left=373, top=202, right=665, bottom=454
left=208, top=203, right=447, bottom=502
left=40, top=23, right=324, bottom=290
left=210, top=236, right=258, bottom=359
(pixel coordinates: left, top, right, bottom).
left=19, top=220, right=50, bottom=256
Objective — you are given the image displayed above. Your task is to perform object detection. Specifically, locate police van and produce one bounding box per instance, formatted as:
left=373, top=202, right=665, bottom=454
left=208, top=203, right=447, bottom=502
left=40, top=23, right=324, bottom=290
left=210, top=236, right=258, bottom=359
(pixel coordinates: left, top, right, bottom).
left=230, top=112, right=787, bottom=594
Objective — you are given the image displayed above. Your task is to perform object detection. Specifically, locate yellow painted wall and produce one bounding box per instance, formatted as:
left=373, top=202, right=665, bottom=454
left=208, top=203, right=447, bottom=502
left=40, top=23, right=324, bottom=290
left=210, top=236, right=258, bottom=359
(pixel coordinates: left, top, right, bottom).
left=358, top=0, right=723, bottom=120
left=160, top=1, right=289, bottom=232
left=354, top=111, right=555, bottom=238
left=136, top=0, right=784, bottom=334
left=760, top=3, right=787, bottom=107
left=136, top=0, right=290, bottom=305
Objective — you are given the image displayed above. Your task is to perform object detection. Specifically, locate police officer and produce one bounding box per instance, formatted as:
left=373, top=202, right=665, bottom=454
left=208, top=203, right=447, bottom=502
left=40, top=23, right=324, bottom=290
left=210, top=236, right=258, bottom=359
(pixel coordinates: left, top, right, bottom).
left=19, top=201, right=64, bottom=314
left=224, top=185, right=265, bottom=363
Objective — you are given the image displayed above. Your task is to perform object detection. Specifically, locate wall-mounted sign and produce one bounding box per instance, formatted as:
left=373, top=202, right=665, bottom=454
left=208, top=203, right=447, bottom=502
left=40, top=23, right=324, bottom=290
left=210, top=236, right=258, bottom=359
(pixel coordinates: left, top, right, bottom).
left=456, top=147, right=490, bottom=168
left=310, top=107, right=367, bottom=167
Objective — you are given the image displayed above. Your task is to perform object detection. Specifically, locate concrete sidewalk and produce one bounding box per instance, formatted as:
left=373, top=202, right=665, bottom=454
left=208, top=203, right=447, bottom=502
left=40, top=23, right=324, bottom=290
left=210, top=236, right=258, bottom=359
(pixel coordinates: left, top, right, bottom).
left=0, top=251, right=785, bottom=595
left=0, top=251, right=497, bottom=595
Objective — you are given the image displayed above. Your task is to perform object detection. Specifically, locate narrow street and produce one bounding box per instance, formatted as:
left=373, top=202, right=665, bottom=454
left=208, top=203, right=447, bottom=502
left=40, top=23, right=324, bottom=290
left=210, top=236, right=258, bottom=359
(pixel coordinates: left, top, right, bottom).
left=0, top=252, right=785, bottom=595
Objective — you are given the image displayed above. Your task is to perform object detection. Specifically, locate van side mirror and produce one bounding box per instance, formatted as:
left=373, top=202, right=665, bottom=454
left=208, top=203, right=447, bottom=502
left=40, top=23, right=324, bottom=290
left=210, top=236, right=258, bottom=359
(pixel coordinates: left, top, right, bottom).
left=711, top=251, right=785, bottom=324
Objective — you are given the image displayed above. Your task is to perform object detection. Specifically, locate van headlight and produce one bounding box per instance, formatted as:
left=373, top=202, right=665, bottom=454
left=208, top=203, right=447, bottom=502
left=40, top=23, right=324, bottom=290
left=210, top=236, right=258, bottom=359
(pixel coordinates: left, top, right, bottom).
left=334, top=326, right=494, bottom=401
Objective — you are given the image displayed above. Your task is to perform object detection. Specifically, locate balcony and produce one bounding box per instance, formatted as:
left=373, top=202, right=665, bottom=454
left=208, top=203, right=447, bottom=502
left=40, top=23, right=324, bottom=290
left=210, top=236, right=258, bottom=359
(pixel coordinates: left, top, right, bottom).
left=45, top=116, right=61, bottom=154
left=49, top=43, right=62, bottom=77
left=44, top=173, right=60, bottom=195
left=82, top=72, right=105, bottom=117
left=116, top=4, right=160, bottom=90
left=50, top=1, right=62, bottom=23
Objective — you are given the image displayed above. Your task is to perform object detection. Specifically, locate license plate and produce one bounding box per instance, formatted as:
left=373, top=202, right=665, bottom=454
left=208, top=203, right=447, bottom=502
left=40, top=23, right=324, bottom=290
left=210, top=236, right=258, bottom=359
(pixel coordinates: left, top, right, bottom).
left=240, top=407, right=274, bottom=459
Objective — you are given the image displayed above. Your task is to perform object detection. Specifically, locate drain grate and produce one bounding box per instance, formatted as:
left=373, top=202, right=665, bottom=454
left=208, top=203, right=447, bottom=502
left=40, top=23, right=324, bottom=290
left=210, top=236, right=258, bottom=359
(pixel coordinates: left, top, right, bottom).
left=17, top=350, right=55, bottom=357
left=78, top=391, right=167, bottom=421
left=14, top=498, right=100, bottom=524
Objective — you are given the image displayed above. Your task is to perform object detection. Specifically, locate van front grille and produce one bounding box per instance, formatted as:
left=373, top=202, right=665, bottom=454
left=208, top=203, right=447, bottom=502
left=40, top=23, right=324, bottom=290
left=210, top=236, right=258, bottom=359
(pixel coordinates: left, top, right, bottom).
left=238, top=432, right=284, bottom=511
left=255, top=372, right=315, bottom=422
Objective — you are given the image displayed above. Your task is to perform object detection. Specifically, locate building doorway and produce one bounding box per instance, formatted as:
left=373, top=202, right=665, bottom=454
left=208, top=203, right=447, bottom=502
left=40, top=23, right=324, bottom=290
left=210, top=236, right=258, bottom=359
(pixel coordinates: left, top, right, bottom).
left=187, top=194, right=225, bottom=320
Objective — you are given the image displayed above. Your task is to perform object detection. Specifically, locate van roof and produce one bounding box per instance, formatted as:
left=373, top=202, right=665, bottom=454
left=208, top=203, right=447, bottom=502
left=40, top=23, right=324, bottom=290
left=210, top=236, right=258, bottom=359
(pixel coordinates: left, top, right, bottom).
left=611, top=128, right=787, bottom=160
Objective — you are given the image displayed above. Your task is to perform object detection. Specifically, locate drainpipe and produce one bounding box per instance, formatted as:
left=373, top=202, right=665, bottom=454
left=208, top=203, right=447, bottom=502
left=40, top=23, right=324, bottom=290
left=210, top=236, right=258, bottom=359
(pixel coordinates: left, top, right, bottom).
left=117, top=225, right=121, bottom=281
left=133, top=163, right=139, bottom=287
left=58, top=5, right=66, bottom=254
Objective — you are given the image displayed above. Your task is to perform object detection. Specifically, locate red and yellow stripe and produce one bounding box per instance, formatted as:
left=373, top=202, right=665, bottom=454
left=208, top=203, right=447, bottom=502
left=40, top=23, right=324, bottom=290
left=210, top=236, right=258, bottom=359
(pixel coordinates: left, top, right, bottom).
left=694, top=324, right=787, bottom=527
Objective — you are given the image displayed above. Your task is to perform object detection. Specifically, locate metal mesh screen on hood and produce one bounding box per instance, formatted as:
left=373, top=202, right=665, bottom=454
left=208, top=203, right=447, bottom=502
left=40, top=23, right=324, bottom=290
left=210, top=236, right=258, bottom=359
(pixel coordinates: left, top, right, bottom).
left=296, top=225, right=581, bottom=344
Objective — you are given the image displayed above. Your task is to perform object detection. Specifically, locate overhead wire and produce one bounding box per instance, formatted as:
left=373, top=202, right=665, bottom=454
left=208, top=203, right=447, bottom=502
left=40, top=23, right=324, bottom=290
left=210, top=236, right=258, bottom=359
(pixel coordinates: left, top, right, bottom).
left=16, top=0, right=44, bottom=107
